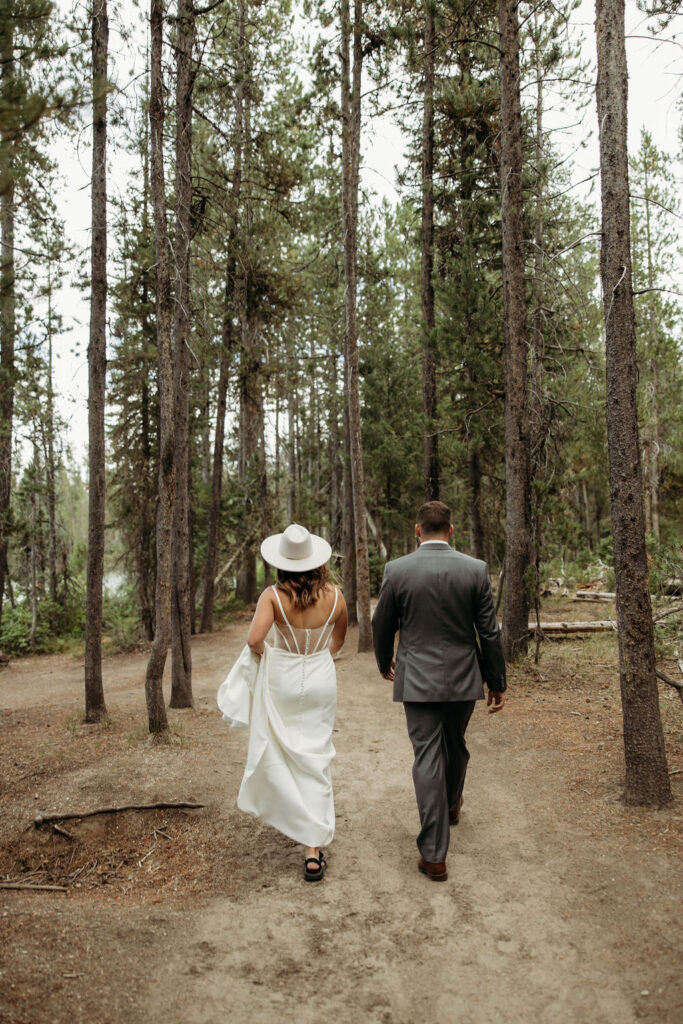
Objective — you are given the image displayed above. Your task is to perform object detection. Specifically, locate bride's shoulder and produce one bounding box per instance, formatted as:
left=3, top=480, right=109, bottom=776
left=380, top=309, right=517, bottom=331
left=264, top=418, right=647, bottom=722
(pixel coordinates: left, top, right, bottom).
left=326, top=583, right=346, bottom=608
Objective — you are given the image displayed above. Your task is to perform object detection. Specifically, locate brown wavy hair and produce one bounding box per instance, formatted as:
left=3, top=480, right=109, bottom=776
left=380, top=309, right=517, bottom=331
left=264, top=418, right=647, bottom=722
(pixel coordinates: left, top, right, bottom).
left=276, top=565, right=330, bottom=610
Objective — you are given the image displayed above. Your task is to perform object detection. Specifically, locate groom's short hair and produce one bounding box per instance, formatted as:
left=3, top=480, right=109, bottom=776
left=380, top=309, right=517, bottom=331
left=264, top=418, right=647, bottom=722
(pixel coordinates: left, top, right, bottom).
left=417, top=500, right=451, bottom=536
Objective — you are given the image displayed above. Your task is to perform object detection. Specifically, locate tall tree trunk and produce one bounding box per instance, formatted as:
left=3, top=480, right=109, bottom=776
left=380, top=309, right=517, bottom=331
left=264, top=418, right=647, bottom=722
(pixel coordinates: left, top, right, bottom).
left=529, top=16, right=548, bottom=618
left=594, top=486, right=602, bottom=550
left=139, top=377, right=155, bottom=640
left=0, top=19, right=15, bottom=632
left=45, top=273, right=58, bottom=630
left=498, top=0, right=532, bottom=660
left=467, top=446, right=485, bottom=560
left=170, top=0, right=195, bottom=708
left=84, top=0, right=108, bottom=722
left=29, top=468, right=38, bottom=653
left=648, top=363, right=660, bottom=541
left=287, top=387, right=297, bottom=522
left=200, top=343, right=229, bottom=633
left=595, top=0, right=670, bottom=805
left=421, top=0, right=438, bottom=500
left=200, top=1, right=246, bottom=631
left=641, top=437, right=652, bottom=534
left=328, top=352, right=342, bottom=553
left=581, top=478, right=592, bottom=552
left=145, top=0, right=174, bottom=734
left=139, top=142, right=156, bottom=641
left=235, top=316, right=261, bottom=604
left=341, top=0, right=372, bottom=650
left=259, top=411, right=270, bottom=588
left=341, top=400, right=357, bottom=625
left=644, top=181, right=660, bottom=541
left=234, top=70, right=259, bottom=605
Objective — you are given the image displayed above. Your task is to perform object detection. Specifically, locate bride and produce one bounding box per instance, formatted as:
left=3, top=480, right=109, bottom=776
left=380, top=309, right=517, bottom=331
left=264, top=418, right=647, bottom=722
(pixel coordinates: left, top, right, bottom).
left=227, top=524, right=347, bottom=882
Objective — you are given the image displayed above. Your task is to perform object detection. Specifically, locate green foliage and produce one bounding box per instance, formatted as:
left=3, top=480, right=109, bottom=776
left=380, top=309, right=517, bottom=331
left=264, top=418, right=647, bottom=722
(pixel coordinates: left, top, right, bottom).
left=0, top=603, right=53, bottom=654
left=102, top=583, right=146, bottom=654
left=647, top=536, right=683, bottom=597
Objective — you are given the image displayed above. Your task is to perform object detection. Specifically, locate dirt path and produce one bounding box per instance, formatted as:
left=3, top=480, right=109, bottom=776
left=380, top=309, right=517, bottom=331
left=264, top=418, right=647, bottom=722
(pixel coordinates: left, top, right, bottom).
left=2, top=620, right=681, bottom=1024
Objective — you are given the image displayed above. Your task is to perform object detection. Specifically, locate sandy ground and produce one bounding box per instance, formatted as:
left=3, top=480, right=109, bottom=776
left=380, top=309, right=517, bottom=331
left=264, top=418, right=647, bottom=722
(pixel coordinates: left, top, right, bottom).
left=1, top=613, right=681, bottom=1024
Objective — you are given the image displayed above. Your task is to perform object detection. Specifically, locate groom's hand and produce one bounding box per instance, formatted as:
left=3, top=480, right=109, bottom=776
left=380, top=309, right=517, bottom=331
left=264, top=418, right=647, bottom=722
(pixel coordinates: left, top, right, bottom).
left=381, top=662, right=395, bottom=681
left=487, top=690, right=506, bottom=714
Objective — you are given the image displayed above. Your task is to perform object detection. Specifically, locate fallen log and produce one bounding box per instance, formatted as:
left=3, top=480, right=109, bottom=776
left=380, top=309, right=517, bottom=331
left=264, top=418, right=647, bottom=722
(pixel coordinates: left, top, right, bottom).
left=575, top=591, right=616, bottom=601
left=530, top=620, right=617, bottom=633
left=34, top=800, right=205, bottom=829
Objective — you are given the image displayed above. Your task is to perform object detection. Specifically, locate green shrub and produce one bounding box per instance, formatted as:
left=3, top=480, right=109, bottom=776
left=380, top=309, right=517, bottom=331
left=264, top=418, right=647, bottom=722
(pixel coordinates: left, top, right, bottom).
left=0, top=604, right=55, bottom=655
left=102, top=582, right=144, bottom=653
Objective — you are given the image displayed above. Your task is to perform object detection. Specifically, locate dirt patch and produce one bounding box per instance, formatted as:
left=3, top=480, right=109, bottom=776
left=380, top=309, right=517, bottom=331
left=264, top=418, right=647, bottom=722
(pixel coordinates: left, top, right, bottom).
left=1, top=609, right=682, bottom=1024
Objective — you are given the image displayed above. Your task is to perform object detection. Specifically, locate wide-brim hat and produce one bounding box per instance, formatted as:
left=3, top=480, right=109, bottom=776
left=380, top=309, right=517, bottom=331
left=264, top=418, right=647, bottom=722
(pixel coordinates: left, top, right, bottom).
left=260, top=524, right=332, bottom=572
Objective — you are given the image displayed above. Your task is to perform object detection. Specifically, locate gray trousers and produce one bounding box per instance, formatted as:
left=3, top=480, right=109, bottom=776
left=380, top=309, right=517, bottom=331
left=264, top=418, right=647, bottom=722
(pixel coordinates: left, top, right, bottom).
left=404, top=700, right=476, bottom=863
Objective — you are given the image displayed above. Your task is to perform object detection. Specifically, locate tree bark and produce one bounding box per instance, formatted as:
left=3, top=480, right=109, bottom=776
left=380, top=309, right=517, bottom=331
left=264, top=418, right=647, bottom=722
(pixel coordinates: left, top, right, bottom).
left=595, top=0, right=671, bottom=805
left=421, top=0, right=438, bottom=500
left=200, top=0, right=245, bottom=633
left=0, top=19, right=15, bottom=634
left=644, top=180, right=660, bottom=541
left=234, top=63, right=259, bottom=606
left=235, top=312, right=261, bottom=605
left=139, top=375, right=155, bottom=641
left=287, top=386, right=297, bottom=522
left=170, top=0, right=195, bottom=708
left=328, top=352, right=342, bottom=554
left=200, top=343, right=228, bottom=633
left=44, top=272, right=59, bottom=631
left=29, top=465, right=38, bottom=652
left=341, top=0, right=372, bottom=650
left=84, top=0, right=108, bottom=722
left=498, top=0, right=532, bottom=661
left=581, top=478, right=592, bottom=552
left=467, top=446, right=485, bottom=560
left=144, top=0, right=174, bottom=734
left=342, top=399, right=357, bottom=625
left=648, top=362, right=660, bottom=541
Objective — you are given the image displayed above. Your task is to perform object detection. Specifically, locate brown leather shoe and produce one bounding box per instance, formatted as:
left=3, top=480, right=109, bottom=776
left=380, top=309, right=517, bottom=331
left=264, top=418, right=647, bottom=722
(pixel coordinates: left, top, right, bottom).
left=417, top=856, right=448, bottom=882
left=449, top=796, right=463, bottom=825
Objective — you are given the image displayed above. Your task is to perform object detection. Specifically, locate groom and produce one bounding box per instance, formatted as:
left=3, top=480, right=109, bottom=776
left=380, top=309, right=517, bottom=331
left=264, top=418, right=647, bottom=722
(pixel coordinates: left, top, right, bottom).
left=372, top=500, right=506, bottom=881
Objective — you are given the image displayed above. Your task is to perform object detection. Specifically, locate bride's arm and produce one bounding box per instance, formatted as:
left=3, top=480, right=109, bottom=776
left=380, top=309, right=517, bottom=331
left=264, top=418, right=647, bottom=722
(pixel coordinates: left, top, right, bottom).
left=329, top=592, right=348, bottom=656
left=247, top=591, right=275, bottom=655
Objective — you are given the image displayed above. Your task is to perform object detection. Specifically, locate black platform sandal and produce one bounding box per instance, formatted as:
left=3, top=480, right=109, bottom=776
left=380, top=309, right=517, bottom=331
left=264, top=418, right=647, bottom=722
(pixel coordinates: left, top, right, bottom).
left=303, top=852, right=327, bottom=882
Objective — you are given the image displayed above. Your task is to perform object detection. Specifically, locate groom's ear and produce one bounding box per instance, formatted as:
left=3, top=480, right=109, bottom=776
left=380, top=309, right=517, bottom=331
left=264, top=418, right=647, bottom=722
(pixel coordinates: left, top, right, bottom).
left=415, top=523, right=421, bottom=539
left=449, top=524, right=454, bottom=537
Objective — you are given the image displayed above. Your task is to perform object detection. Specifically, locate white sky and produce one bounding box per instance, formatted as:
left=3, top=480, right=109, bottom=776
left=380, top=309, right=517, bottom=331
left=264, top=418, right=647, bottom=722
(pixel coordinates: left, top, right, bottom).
left=45, top=0, right=682, bottom=465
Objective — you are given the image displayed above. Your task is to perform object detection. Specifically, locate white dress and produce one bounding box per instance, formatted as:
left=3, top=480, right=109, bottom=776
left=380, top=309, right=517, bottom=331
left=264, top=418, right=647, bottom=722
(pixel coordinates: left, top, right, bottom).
left=235, top=586, right=339, bottom=848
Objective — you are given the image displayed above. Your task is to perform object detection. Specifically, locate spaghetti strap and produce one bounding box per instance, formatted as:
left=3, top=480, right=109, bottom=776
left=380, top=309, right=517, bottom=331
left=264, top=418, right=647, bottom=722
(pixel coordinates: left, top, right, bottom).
left=323, top=587, right=339, bottom=628
left=271, top=585, right=300, bottom=654
left=311, top=588, right=339, bottom=654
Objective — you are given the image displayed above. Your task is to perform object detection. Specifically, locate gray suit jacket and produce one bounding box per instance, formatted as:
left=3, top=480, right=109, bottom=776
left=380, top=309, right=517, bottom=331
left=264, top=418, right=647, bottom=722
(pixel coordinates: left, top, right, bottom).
left=371, top=543, right=506, bottom=703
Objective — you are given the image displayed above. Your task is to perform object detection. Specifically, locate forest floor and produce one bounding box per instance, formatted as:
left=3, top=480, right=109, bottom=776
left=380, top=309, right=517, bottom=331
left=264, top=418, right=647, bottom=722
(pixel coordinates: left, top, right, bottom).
left=0, top=595, right=681, bottom=1024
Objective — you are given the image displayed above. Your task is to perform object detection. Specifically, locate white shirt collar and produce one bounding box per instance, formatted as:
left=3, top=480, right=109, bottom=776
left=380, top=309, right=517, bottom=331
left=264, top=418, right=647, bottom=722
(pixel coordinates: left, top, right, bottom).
left=419, top=540, right=450, bottom=547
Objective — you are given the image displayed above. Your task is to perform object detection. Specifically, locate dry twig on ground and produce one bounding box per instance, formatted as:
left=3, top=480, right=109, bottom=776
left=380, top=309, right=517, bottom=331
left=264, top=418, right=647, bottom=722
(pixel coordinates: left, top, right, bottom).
left=34, top=801, right=205, bottom=828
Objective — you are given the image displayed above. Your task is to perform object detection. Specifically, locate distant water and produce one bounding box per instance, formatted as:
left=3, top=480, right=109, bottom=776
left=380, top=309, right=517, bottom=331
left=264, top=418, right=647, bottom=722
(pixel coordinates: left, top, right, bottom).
left=103, top=572, right=126, bottom=596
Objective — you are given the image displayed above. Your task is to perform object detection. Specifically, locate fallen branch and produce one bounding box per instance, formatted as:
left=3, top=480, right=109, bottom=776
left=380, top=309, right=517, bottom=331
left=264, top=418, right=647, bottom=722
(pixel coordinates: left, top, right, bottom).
left=34, top=800, right=205, bottom=828
left=655, top=669, right=683, bottom=705
left=0, top=882, right=67, bottom=892
left=52, top=824, right=73, bottom=840
left=214, top=539, right=251, bottom=588
left=575, top=591, right=616, bottom=601
left=528, top=620, right=617, bottom=633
